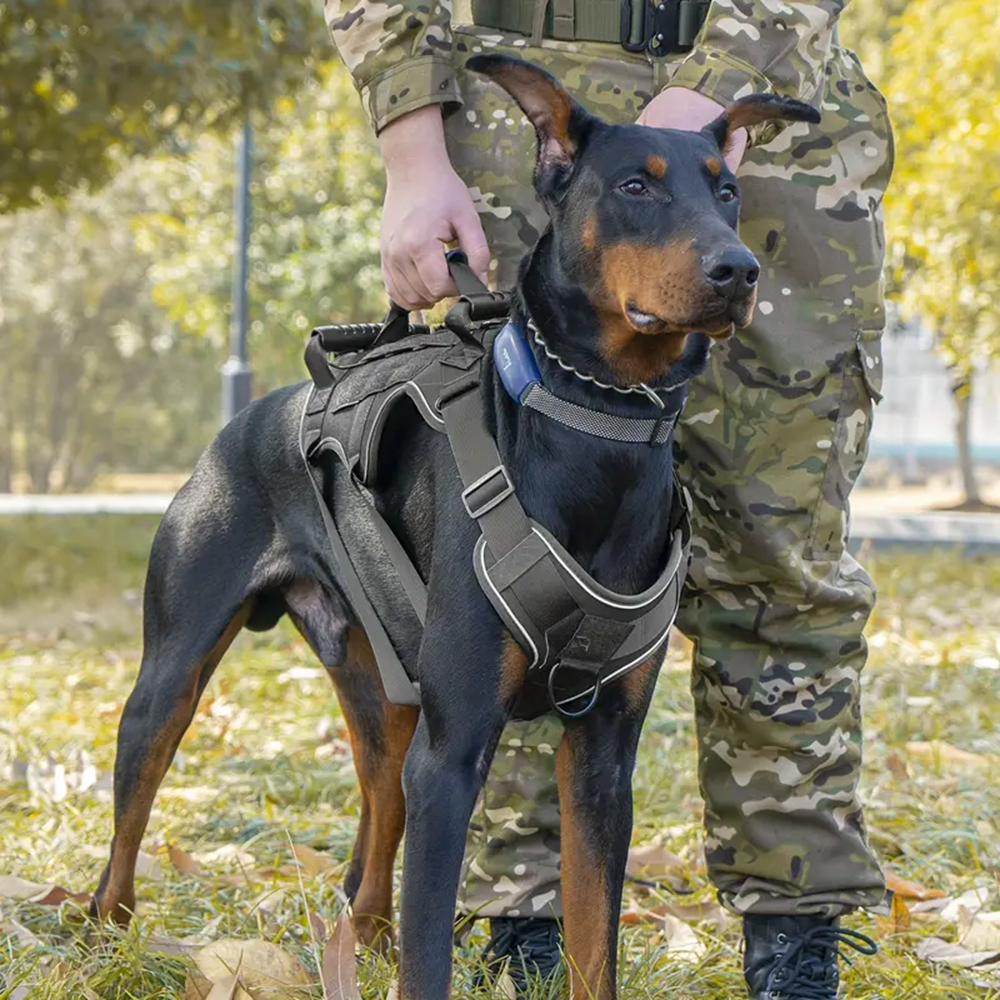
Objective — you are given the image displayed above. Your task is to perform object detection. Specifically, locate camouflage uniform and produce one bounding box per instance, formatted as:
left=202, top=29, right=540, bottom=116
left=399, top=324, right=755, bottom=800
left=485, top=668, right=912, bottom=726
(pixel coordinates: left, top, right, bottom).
left=324, top=0, right=893, bottom=919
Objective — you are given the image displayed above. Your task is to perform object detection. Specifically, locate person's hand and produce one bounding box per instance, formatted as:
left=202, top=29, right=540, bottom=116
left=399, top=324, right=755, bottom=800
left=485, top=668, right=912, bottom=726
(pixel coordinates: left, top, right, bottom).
left=378, top=106, right=490, bottom=309
left=637, top=87, right=747, bottom=171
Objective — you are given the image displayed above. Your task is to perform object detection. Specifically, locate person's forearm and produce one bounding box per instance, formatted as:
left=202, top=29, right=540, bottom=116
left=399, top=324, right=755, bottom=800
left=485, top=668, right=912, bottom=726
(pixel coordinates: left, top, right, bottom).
left=378, top=105, right=451, bottom=178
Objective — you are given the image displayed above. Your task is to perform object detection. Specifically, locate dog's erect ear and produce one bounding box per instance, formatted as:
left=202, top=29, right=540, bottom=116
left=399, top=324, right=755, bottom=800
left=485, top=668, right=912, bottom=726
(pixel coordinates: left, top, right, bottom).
left=704, top=94, right=821, bottom=153
left=466, top=54, right=592, bottom=201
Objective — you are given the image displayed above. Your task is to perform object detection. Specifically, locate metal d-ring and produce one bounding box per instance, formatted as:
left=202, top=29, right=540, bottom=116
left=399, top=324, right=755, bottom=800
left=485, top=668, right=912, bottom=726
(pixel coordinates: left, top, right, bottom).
left=547, top=660, right=603, bottom=718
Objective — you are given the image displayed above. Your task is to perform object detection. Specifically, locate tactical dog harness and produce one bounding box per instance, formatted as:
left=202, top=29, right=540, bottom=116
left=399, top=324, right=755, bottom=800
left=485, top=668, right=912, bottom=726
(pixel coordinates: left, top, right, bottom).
left=299, top=258, right=701, bottom=717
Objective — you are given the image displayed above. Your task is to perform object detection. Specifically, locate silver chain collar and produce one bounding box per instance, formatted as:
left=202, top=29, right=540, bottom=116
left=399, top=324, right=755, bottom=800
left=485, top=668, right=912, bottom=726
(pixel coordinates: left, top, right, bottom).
left=527, top=321, right=667, bottom=409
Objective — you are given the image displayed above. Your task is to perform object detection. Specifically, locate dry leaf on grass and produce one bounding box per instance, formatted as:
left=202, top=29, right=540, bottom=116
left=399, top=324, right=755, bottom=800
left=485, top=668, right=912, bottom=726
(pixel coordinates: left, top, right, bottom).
left=885, top=751, right=909, bottom=781
left=322, top=913, right=360, bottom=1000
left=875, top=893, right=911, bottom=937
left=134, top=851, right=162, bottom=881
left=196, top=939, right=312, bottom=996
left=169, top=844, right=203, bottom=876
left=626, top=844, right=685, bottom=878
left=309, top=911, right=329, bottom=944
left=496, top=970, right=517, bottom=998
left=621, top=900, right=727, bottom=932
left=940, top=888, right=992, bottom=923
left=148, top=934, right=202, bottom=956
left=884, top=870, right=945, bottom=901
left=619, top=907, right=706, bottom=960
left=185, top=971, right=214, bottom=1000
left=292, top=843, right=335, bottom=877
left=915, top=937, right=1000, bottom=970
left=2, top=919, right=42, bottom=948
left=906, top=740, right=991, bottom=769
left=0, top=875, right=89, bottom=906
left=961, top=911, right=1000, bottom=952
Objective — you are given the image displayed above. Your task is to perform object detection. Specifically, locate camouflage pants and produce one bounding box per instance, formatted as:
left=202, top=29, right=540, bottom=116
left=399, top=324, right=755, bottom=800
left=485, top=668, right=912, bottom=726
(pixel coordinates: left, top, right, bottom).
left=444, top=27, right=893, bottom=919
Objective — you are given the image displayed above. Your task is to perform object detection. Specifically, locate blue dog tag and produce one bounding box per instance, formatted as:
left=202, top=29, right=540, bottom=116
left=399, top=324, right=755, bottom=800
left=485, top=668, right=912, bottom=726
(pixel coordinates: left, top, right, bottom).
left=494, top=321, right=542, bottom=404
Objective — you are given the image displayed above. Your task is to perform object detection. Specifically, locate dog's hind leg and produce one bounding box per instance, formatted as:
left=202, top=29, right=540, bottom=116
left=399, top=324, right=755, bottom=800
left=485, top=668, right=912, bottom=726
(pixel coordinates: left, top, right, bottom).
left=91, top=498, right=269, bottom=926
left=286, top=588, right=418, bottom=953
left=557, top=659, right=661, bottom=1000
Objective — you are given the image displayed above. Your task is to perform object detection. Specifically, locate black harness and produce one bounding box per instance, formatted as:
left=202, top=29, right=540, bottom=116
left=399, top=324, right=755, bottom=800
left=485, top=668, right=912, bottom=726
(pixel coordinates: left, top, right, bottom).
left=299, top=256, right=700, bottom=717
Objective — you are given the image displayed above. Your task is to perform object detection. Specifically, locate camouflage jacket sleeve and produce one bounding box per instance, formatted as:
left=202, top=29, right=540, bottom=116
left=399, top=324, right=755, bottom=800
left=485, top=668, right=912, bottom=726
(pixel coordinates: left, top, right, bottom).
left=665, top=0, right=845, bottom=146
left=323, top=0, right=462, bottom=135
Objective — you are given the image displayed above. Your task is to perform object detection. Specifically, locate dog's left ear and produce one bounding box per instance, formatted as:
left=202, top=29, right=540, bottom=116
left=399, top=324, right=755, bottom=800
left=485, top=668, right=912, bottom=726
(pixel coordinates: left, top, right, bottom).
left=704, top=94, right=821, bottom=153
left=466, top=54, right=593, bottom=202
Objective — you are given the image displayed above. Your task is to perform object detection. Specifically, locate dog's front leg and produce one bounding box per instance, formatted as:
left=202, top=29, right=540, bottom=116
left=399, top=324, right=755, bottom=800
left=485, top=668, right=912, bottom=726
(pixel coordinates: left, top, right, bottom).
left=396, top=602, right=519, bottom=998
left=557, top=658, right=662, bottom=1000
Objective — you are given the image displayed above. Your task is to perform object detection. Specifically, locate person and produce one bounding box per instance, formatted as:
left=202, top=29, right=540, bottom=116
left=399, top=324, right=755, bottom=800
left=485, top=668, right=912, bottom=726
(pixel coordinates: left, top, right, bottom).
left=323, top=0, right=894, bottom=995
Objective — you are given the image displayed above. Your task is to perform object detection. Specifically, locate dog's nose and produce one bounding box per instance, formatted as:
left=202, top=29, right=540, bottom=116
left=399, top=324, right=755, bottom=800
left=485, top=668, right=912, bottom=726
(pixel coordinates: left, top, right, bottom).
left=702, top=248, right=760, bottom=300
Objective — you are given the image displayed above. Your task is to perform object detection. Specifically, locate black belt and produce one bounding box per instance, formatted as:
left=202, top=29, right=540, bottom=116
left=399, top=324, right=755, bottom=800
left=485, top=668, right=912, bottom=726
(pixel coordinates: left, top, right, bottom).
left=470, top=0, right=709, bottom=56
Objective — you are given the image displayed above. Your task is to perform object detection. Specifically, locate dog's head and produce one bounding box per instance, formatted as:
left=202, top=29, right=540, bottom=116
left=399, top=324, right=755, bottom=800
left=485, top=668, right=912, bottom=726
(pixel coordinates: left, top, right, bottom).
left=466, top=55, right=820, bottom=383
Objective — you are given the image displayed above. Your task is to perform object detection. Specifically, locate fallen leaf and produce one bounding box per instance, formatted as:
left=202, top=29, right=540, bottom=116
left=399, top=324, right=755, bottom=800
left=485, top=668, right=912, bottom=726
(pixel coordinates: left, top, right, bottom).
left=322, top=914, right=360, bottom=1000
left=961, top=911, right=1000, bottom=952
left=0, top=876, right=52, bottom=900
left=135, top=851, right=162, bottom=881
left=185, top=971, right=214, bottom=1000
left=193, top=845, right=256, bottom=870
left=386, top=986, right=398, bottom=1000
left=2, top=919, right=42, bottom=948
left=196, top=939, right=312, bottom=994
left=659, top=912, right=705, bottom=962
left=875, top=893, right=911, bottom=937
left=292, top=844, right=335, bottom=877
left=149, top=934, right=201, bottom=956
left=886, top=751, right=909, bottom=781
left=205, top=975, right=240, bottom=1000
left=310, top=911, right=329, bottom=944
left=941, top=888, right=992, bottom=923
left=916, top=936, right=1000, bottom=970
left=626, top=844, right=685, bottom=879
left=906, top=740, right=991, bottom=770
left=169, top=844, right=203, bottom=877
left=884, top=871, right=945, bottom=901
left=497, top=970, right=517, bottom=998
left=621, top=901, right=727, bottom=932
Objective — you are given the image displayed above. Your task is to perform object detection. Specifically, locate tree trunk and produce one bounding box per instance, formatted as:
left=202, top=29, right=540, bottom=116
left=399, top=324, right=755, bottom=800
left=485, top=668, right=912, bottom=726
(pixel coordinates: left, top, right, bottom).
left=952, top=373, right=981, bottom=507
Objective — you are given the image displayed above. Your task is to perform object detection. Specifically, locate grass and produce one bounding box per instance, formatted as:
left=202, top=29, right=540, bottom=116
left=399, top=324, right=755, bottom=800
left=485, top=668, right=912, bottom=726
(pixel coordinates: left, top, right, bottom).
left=1, top=516, right=999, bottom=997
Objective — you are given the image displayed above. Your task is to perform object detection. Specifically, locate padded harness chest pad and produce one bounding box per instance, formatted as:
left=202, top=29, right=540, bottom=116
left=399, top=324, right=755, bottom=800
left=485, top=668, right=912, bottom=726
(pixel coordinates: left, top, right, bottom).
left=303, top=331, right=469, bottom=483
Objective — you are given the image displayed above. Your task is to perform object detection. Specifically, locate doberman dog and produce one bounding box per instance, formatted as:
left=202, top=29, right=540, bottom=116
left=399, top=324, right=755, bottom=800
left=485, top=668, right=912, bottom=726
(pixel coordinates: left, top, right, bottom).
left=91, top=56, right=818, bottom=1000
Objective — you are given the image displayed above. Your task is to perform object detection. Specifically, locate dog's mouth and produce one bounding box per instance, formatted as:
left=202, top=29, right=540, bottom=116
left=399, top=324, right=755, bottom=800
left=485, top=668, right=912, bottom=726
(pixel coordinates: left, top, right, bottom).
left=624, top=302, right=735, bottom=340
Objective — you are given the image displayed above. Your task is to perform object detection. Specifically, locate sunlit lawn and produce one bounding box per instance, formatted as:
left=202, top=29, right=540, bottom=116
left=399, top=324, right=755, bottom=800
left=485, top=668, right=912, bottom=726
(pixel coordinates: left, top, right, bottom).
left=1, top=516, right=999, bottom=998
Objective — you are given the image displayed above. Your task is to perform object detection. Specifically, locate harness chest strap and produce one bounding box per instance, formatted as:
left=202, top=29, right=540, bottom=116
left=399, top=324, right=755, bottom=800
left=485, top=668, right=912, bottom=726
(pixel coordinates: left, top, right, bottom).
left=437, top=359, right=691, bottom=713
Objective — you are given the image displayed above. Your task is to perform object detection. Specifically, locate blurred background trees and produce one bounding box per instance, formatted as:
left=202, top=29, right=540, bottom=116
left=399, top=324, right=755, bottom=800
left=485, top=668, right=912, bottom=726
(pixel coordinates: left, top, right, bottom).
left=0, top=0, right=997, bottom=497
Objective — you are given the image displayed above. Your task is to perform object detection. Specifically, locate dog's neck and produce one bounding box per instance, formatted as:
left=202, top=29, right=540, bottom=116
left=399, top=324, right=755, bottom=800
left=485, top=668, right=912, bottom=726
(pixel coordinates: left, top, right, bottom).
left=489, top=232, right=685, bottom=596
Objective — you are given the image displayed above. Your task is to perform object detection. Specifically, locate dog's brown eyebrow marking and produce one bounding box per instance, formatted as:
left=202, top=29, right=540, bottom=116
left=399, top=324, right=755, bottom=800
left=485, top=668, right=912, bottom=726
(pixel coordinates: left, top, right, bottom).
left=645, top=154, right=667, bottom=179
left=581, top=213, right=597, bottom=251
left=704, top=156, right=723, bottom=177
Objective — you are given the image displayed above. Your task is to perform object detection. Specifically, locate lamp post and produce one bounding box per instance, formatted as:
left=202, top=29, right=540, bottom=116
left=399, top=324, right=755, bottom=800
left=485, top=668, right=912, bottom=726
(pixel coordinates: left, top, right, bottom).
left=222, top=115, right=253, bottom=424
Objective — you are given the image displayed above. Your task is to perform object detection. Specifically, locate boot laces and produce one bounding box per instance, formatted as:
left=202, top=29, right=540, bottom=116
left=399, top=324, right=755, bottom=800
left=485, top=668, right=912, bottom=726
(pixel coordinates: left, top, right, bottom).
left=765, top=925, right=877, bottom=999
left=485, top=918, right=562, bottom=980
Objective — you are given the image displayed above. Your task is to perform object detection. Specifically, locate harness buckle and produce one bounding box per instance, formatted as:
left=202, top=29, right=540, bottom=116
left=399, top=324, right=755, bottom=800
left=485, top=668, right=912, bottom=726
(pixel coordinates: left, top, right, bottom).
left=462, top=464, right=515, bottom=519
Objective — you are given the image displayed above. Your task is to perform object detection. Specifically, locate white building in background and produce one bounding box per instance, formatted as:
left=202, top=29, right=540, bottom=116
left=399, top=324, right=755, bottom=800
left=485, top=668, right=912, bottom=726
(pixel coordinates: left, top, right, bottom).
left=865, top=319, right=1000, bottom=482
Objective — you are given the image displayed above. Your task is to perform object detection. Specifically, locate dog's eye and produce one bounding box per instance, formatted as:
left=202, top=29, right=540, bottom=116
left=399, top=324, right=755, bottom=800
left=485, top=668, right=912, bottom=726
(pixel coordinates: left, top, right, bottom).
left=718, top=184, right=738, bottom=203
left=619, top=179, right=647, bottom=196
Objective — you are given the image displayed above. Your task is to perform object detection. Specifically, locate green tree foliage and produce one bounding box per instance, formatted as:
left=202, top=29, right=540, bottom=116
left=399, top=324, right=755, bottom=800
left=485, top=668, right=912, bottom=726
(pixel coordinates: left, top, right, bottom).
left=133, top=64, right=386, bottom=391
left=0, top=62, right=384, bottom=491
left=0, top=0, right=328, bottom=211
left=0, top=172, right=220, bottom=493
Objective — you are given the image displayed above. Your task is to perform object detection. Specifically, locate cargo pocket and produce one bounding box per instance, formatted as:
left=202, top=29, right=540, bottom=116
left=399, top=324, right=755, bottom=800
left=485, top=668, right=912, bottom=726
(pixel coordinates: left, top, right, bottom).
left=805, top=332, right=884, bottom=560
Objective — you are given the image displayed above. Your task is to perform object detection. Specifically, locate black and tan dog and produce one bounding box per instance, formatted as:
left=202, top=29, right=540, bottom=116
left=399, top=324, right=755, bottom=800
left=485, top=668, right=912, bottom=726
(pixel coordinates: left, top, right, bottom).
left=91, top=57, right=818, bottom=999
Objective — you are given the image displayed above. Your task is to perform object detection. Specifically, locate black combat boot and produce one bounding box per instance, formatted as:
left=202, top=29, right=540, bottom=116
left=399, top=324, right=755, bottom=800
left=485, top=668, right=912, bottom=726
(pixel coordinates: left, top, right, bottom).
left=479, top=917, right=562, bottom=996
left=743, top=913, right=878, bottom=998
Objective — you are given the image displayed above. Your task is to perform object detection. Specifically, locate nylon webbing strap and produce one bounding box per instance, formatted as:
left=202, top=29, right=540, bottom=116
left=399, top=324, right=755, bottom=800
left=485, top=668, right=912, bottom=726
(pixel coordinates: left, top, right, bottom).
left=441, top=375, right=576, bottom=655
left=521, top=383, right=679, bottom=444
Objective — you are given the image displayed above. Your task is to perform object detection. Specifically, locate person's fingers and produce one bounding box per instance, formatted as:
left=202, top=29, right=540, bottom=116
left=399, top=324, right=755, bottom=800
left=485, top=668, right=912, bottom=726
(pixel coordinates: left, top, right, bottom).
left=384, top=252, right=432, bottom=311
left=412, top=240, right=456, bottom=302
left=385, top=231, right=438, bottom=308
left=452, top=206, right=491, bottom=285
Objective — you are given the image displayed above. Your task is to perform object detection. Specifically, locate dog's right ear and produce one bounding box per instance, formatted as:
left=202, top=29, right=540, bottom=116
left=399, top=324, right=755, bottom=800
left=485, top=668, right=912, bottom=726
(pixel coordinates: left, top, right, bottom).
left=466, top=54, right=593, bottom=202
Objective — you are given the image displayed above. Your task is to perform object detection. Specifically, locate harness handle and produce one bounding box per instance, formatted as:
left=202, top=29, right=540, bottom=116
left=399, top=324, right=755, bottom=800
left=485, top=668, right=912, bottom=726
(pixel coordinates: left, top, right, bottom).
left=547, top=659, right=604, bottom=718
